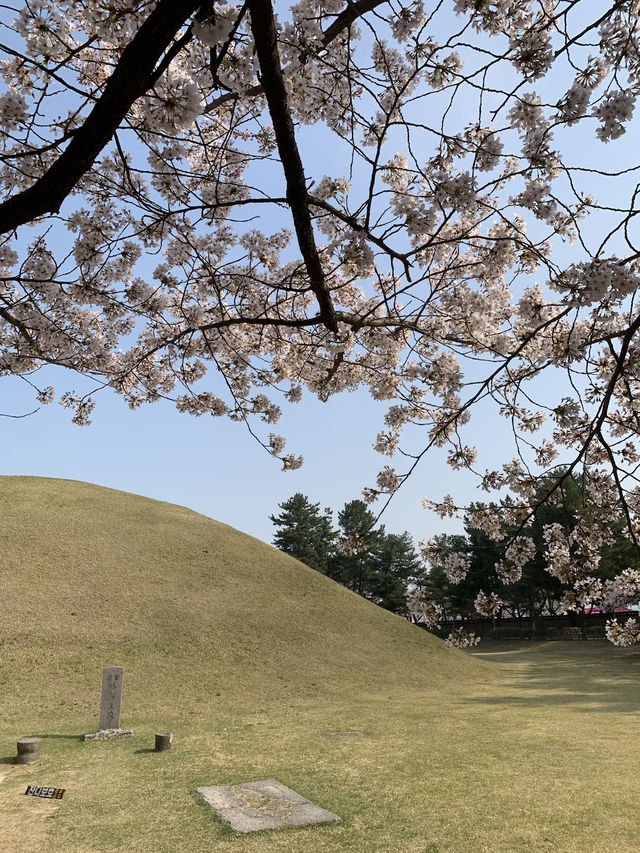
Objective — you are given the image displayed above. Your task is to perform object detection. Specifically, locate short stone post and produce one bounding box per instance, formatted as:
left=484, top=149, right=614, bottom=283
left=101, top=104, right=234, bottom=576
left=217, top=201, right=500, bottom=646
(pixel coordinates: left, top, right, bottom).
left=16, top=737, right=41, bottom=765
left=155, top=732, right=173, bottom=751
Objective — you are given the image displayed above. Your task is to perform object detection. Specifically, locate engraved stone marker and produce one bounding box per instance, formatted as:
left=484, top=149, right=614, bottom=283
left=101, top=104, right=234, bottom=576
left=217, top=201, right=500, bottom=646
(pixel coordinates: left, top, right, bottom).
left=84, top=665, right=133, bottom=741
left=196, top=778, right=341, bottom=834
left=99, top=666, right=123, bottom=730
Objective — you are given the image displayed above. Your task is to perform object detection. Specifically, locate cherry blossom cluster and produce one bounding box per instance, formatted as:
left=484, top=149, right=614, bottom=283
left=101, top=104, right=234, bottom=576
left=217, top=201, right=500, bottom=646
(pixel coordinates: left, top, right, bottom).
left=405, top=586, right=443, bottom=629
left=605, top=618, right=640, bottom=647
left=474, top=590, right=503, bottom=619
left=561, top=577, right=603, bottom=614
left=445, top=627, right=480, bottom=649
left=603, top=569, right=640, bottom=610
left=442, top=552, right=471, bottom=584
left=504, top=537, right=536, bottom=570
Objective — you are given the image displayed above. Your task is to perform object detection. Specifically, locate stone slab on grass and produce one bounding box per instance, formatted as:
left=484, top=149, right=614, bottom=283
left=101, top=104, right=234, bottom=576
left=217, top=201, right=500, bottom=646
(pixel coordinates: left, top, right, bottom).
left=196, top=778, right=340, bottom=835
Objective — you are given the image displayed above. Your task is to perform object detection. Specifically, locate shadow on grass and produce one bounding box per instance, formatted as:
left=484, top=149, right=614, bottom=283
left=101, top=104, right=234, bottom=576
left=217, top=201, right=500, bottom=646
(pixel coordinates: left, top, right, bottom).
left=36, top=734, right=84, bottom=741
left=134, top=748, right=157, bottom=755
left=465, top=641, right=640, bottom=713
left=0, top=756, right=16, bottom=765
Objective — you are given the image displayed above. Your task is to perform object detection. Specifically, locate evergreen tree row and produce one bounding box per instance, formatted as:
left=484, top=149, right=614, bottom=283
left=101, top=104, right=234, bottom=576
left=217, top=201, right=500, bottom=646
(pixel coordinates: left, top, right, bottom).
left=270, top=494, right=422, bottom=614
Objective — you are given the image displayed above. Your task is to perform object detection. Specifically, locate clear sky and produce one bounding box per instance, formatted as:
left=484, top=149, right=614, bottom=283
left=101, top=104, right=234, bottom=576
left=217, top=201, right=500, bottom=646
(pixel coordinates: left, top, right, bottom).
left=0, top=360, right=498, bottom=547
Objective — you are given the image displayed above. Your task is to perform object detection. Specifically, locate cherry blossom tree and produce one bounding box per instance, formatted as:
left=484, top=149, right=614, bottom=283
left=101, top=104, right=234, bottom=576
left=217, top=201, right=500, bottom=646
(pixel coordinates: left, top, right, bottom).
left=3, top=1, right=640, bottom=644
left=415, top=471, right=640, bottom=646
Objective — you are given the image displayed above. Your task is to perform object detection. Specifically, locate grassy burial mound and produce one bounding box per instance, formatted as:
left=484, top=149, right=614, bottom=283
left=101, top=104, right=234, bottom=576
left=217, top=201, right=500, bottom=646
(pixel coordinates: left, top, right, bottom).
left=0, top=476, right=481, bottom=721
left=4, top=478, right=640, bottom=852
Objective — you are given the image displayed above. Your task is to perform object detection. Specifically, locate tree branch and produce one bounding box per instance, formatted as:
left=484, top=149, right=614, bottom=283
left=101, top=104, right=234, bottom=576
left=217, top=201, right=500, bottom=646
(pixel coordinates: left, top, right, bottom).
left=320, top=0, right=385, bottom=47
left=309, top=195, right=413, bottom=280
left=203, top=0, right=386, bottom=113
left=248, top=0, right=338, bottom=332
left=0, top=0, right=202, bottom=235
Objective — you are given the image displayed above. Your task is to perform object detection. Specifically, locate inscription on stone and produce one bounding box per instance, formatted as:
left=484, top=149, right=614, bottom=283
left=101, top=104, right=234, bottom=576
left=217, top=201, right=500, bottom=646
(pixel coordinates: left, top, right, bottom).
left=84, top=665, right=132, bottom=741
left=99, top=665, right=123, bottom=731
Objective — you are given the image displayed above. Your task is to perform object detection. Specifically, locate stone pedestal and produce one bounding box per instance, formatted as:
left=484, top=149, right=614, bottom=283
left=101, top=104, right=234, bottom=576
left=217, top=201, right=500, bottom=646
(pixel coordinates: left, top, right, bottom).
left=84, top=728, right=133, bottom=741
left=16, top=737, right=41, bottom=764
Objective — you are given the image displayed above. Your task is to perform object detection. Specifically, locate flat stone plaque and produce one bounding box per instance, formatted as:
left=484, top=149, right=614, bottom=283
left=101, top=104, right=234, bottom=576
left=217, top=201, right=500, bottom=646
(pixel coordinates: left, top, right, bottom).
left=196, top=778, right=340, bottom=834
left=99, top=666, right=123, bottom=731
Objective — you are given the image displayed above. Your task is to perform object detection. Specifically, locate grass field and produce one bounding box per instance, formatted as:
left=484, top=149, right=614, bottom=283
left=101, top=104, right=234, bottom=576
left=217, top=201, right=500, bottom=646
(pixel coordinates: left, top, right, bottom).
left=2, top=478, right=640, bottom=852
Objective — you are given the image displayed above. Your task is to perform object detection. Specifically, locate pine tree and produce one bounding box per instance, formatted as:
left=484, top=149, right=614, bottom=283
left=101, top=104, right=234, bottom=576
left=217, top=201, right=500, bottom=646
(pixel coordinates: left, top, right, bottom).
left=327, top=500, right=385, bottom=595
left=327, top=502, right=420, bottom=612
left=270, top=493, right=335, bottom=574
left=371, top=531, right=423, bottom=613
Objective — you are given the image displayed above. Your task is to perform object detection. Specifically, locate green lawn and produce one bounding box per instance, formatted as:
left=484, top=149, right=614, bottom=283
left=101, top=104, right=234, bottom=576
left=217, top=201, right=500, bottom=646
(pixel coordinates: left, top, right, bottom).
left=4, top=641, right=640, bottom=852
left=2, top=479, right=640, bottom=851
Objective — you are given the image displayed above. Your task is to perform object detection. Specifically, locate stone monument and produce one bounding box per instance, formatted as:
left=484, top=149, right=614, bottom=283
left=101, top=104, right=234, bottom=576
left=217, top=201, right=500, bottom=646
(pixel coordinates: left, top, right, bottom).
left=84, top=666, right=133, bottom=741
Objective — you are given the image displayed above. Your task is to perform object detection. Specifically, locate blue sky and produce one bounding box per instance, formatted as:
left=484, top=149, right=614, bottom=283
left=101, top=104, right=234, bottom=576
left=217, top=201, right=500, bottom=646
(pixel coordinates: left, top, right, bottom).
left=0, top=2, right=517, bottom=549
left=0, top=361, right=498, bottom=546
